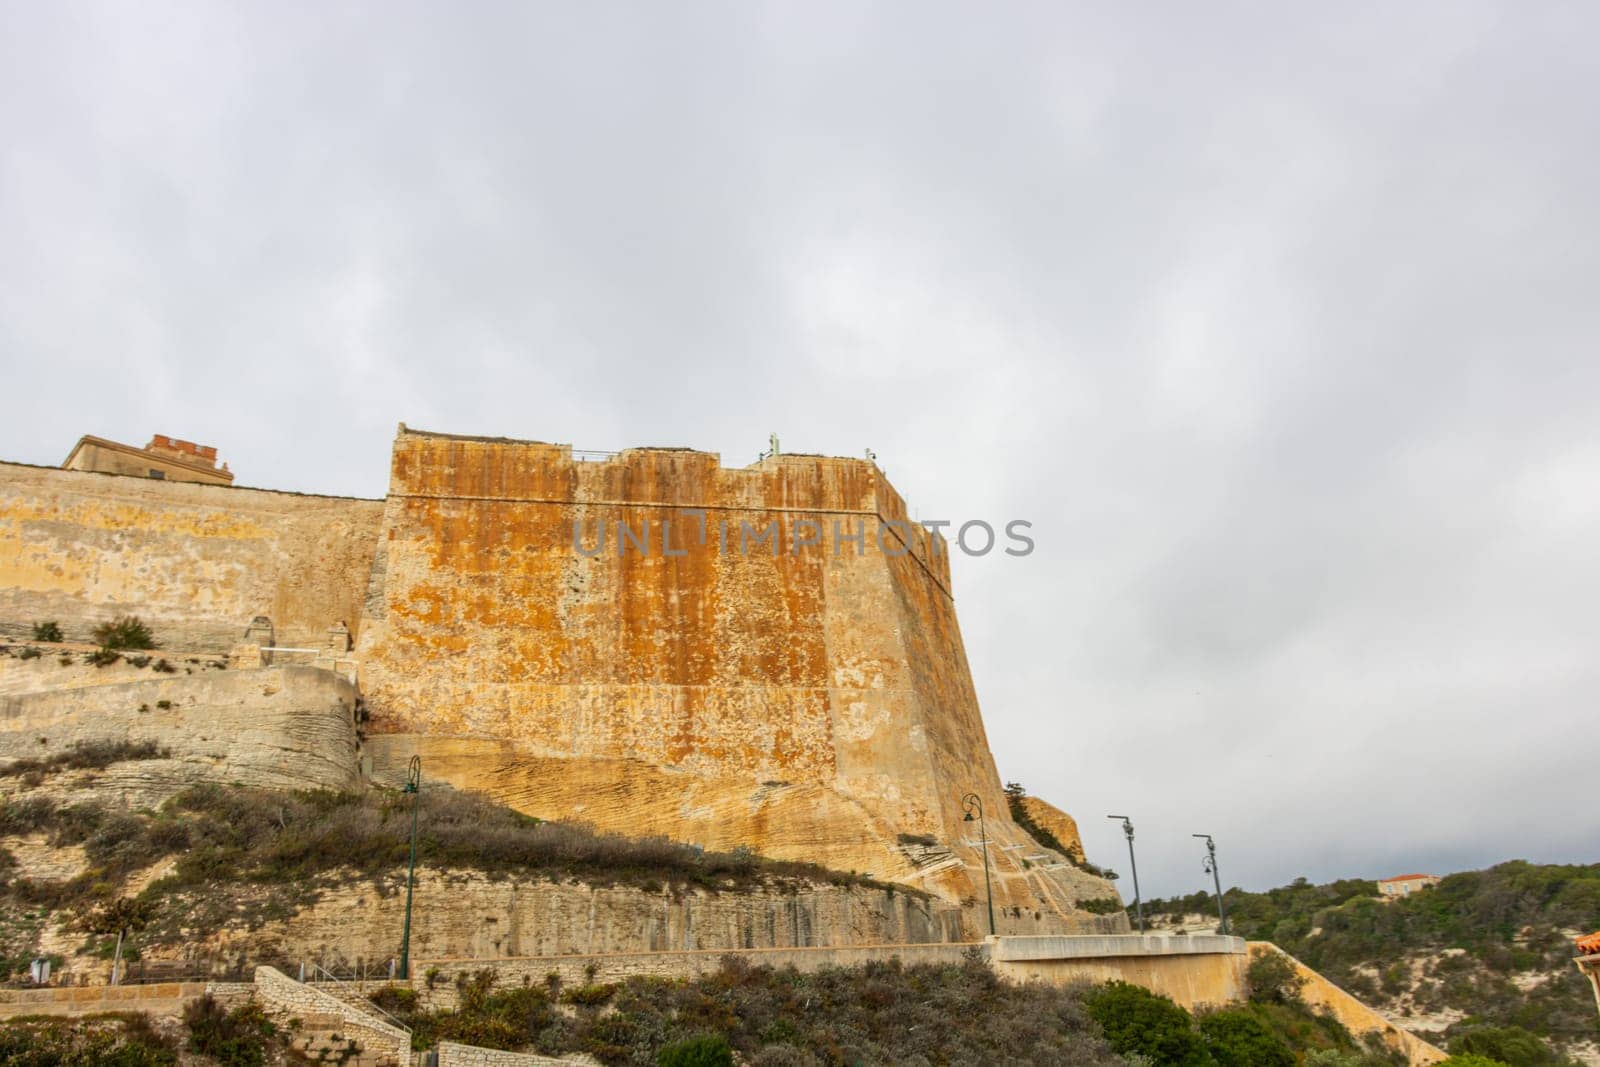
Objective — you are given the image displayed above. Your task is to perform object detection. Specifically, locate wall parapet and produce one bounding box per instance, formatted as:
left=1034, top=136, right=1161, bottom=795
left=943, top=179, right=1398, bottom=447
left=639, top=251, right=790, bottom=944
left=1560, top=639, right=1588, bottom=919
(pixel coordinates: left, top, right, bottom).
left=437, top=1043, right=586, bottom=1066
left=989, top=933, right=1246, bottom=961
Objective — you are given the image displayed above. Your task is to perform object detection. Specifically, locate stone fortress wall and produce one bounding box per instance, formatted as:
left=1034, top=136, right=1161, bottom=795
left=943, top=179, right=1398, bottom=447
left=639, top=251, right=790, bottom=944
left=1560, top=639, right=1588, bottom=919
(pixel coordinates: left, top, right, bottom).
left=0, top=459, right=383, bottom=652
left=357, top=428, right=1119, bottom=931
left=0, top=431, right=1446, bottom=1066
left=0, top=427, right=1119, bottom=936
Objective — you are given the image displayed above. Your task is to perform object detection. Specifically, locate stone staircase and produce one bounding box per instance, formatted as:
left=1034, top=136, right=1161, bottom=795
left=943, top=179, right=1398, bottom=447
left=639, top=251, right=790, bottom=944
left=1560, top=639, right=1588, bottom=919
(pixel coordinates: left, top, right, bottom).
left=252, top=966, right=411, bottom=1067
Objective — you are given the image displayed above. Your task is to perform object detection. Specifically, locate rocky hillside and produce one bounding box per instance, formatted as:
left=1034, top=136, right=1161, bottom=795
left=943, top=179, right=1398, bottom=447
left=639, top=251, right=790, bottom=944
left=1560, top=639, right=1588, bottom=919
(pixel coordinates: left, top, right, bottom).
left=1139, top=864, right=1600, bottom=1065
left=0, top=773, right=958, bottom=984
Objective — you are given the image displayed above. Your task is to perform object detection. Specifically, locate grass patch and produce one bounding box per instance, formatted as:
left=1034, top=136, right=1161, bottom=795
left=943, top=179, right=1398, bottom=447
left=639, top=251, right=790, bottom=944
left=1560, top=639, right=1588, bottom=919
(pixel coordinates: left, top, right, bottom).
left=0, top=739, right=170, bottom=781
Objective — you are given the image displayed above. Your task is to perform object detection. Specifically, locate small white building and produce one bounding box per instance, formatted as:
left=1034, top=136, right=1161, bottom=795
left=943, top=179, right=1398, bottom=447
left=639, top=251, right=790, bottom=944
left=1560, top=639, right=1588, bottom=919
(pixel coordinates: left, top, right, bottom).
left=1377, top=873, right=1440, bottom=899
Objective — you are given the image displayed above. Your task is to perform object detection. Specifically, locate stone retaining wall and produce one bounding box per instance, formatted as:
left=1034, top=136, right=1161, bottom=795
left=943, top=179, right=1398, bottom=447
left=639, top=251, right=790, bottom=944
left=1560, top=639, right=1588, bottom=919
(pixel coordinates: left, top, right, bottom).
left=437, top=1043, right=590, bottom=1066
left=0, top=980, right=209, bottom=1019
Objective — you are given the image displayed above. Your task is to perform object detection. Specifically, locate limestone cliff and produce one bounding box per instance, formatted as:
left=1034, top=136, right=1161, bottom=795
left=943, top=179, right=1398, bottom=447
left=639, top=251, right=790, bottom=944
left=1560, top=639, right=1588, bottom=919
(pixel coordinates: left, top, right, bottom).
left=1018, top=795, right=1088, bottom=865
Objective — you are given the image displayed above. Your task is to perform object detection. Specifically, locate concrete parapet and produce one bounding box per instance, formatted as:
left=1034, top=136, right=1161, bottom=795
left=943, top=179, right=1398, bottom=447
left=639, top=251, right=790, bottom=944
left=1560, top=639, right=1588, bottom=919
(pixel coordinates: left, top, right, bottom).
left=0, top=980, right=210, bottom=1019
left=987, top=934, right=1250, bottom=1010
left=989, top=933, right=1245, bottom=961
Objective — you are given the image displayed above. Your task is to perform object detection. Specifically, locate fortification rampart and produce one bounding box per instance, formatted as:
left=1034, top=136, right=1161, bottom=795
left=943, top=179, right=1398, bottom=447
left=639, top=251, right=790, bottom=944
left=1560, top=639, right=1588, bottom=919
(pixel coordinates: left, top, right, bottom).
left=356, top=428, right=1119, bottom=932
left=0, top=429, right=1118, bottom=932
left=0, top=460, right=382, bottom=651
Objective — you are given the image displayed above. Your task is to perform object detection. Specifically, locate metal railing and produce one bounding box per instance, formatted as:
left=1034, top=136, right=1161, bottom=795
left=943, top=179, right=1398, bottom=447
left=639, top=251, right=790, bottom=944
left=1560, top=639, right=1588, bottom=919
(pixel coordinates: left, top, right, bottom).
left=305, top=961, right=412, bottom=1036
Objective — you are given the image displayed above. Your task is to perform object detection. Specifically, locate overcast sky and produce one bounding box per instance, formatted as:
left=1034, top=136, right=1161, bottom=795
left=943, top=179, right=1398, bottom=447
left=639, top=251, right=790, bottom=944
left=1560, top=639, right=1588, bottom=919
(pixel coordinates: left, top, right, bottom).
left=3, top=2, right=1595, bottom=898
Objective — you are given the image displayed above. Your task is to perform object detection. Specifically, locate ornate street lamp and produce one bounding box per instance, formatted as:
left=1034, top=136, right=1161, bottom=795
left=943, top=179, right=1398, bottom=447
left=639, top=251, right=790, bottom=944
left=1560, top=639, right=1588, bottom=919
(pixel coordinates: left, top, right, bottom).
left=1107, top=815, right=1144, bottom=932
left=1193, top=833, right=1229, bottom=935
left=962, top=792, right=996, bottom=937
left=399, top=756, right=422, bottom=978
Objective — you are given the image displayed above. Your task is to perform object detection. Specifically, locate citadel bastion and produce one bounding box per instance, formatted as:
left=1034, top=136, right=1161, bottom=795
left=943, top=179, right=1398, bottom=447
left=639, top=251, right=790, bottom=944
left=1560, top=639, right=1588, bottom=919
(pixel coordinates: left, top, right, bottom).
left=0, top=425, right=1119, bottom=937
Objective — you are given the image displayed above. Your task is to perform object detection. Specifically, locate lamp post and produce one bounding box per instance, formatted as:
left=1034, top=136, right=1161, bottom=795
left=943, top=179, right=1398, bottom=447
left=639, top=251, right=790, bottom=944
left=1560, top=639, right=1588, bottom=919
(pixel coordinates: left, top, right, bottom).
left=1107, top=815, right=1144, bottom=932
left=1193, top=833, right=1229, bottom=935
left=398, top=756, right=421, bottom=979
left=961, top=792, right=996, bottom=937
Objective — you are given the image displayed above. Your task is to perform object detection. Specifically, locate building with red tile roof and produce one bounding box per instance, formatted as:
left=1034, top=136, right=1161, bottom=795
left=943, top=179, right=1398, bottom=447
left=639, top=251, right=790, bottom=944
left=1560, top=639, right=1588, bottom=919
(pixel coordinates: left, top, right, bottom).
left=1377, top=873, right=1440, bottom=899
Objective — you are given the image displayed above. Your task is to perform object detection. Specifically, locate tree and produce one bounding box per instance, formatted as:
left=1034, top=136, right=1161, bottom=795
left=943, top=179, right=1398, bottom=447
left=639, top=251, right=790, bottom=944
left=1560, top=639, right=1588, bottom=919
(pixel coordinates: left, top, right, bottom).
left=30, top=620, right=63, bottom=643
left=1083, top=981, right=1214, bottom=1066
left=89, top=897, right=157, bottom=984
left=1247, top=950, right=1307, bottom=1005
left=1199, top=1009, right=1294, bottom=1067
left=1450, top=1025, right=1559, bottom=1067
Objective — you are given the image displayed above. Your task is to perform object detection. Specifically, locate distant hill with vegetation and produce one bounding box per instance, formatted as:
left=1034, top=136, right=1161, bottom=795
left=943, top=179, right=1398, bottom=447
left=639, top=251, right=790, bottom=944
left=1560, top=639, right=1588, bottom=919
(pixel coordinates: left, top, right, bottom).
left=1138, top=862, right=1600, bottom=1065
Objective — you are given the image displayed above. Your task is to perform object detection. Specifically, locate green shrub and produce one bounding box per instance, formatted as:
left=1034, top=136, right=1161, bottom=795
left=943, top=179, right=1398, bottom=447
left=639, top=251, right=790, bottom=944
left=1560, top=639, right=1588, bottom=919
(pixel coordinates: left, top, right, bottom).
left=1439, top=1056, right=1513, bottom=1067
left=93, top=615, right=156, bottom=651
left=18, top=646, right=41, bottom=660
left=564, top=982, right=618, bottom=1006
left=1079, top=896, right=1125, bottom=915
left=1247, top=950, right=1307, bottom=1004
left=1083, top=980, right=1214, bottom=1066
left=1199, top=1008, right=1295, bottom=1067
left=368, top=984, right=418, bottom=1014
left=183, top=994, right=276, bottom=1066
left=88, top=648, right=121, bottom=667
left=1450, top=1025, right=1560, bottom=1066
left=1303, top=1052, right=1369, bottom=1067
left=0, top=1012, right=177, bottom=1065
left=31, top=620, right=64, bottom=643
left=658, top=1033, right=734, bottom=1067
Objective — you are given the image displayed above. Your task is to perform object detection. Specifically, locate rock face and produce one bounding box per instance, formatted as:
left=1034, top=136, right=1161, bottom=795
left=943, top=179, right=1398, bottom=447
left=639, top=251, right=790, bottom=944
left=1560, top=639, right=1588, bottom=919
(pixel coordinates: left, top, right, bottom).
left=0, top=665, right=362, bottom=808
left=1019, top=796, right=1088, bottom=865
left=0, top=429, right=1121, bottom=933
left=357, top=428, right=1121, bottom=932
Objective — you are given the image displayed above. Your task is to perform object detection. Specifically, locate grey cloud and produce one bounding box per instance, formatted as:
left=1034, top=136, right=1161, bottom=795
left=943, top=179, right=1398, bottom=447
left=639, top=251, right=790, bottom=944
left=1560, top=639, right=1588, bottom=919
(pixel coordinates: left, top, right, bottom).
left=2, top=0, right=1595, bottom=895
